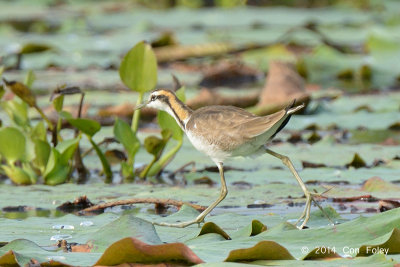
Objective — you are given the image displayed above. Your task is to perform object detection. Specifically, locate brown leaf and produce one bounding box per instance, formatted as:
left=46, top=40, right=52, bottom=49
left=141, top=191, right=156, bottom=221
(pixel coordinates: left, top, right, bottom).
left=193, top=176, right=215, bottom=186
left=186, top=88, right=258, bottom=110
left=302, top=161, right=327, bottom=168
left=97, top=102, right=134, bottom=117
left=388, top=122, right=400, bottom=131
left=258, top=61, right=310, bottom=109
left=198, top=222, right=231, bottom=240
left=345, top=153, right=367, bottom=169
left=362, top=176, right=400, bottom=192
left=94, top=237, right=203, bottom=266
left=380, top=138, right=399, bottom=146
left=105, top=149, right=127, bottom=165
left=199, top=60, right=262, bottom=88
left=225, top=240, right=295, bottom=262
left=2, top=78, right=36, bottom=107
left=307, top=131, right=322, bottom=144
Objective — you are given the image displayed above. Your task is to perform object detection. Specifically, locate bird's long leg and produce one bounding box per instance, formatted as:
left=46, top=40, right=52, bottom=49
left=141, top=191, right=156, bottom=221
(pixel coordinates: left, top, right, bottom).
left=265, top=148, right=327, bottom=229
left=153, top=162, right=228, bottom=228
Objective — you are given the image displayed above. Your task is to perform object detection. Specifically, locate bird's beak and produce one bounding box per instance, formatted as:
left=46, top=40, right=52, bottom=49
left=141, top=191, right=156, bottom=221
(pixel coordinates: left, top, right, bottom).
left=135, top=101, right=149, bottom=110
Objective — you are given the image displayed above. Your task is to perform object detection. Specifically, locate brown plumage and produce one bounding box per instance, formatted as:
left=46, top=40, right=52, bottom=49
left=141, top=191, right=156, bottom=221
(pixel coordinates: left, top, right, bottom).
left=186, top=105, right=288, bottom=154
left=139, top=89, right=324, bottom=229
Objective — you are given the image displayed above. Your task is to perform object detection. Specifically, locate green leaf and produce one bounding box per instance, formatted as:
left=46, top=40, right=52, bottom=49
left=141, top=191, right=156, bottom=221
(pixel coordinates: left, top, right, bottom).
left=52, top=94, right=64, bottom=112
left=0, top=127, right=26, bottom=164
left=89, top=137, right=112, bottom=182
left=113, top=118, right=140, bottom=157
left=24, top=70, right=36, bottom=88
left=64, top=117, right=101, bottom=137
left=56, top=137, right=80, bottom=164
left=158, top=111, right=183, bottom=140
left=0, top=85, right=4, bottom=99
left=144, top=135, right=166, bottom=157
left=30, top=121, right=47, bottom=141
left=119, top=41, right=157, bottom=93
left=1, top=99, right=29, bottom=128
left=2, top=165, right=32, bottom=185
left=19, top=43, right=52, bottom=54
left=33, top=139, right=51, bottom=171
left=43, top=148, right=70, bottom=185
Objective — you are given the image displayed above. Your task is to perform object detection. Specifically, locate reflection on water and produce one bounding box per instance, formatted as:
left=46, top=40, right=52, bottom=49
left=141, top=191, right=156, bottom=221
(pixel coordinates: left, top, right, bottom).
left=0, top=209, right=65, bottom=219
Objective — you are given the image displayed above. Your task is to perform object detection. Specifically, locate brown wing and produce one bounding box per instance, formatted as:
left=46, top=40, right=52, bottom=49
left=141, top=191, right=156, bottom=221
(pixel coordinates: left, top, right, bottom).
left=186, top=106, right=287, bottom=149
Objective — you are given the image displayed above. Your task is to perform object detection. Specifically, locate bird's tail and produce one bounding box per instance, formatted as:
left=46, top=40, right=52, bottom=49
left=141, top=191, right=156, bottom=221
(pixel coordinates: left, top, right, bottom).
left=286, top=99, right=305, bottom=115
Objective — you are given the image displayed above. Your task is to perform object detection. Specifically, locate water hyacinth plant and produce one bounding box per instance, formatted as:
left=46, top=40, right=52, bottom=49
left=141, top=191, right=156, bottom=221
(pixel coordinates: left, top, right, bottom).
left=0, top=41, right=185, bottom=185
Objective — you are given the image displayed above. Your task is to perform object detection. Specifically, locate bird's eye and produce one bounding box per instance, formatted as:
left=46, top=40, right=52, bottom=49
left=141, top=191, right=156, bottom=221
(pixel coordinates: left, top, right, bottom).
left=151, top=95, right=156, bottom=101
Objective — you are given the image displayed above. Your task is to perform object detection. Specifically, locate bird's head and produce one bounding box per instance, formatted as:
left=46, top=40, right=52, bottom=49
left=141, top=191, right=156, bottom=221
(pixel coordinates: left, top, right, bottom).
left=136, top=89, right=176, bottom=111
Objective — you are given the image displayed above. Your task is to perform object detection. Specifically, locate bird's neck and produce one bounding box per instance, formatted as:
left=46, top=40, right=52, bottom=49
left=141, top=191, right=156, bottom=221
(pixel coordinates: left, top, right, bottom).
left=164, top=95, right=192, bottom=130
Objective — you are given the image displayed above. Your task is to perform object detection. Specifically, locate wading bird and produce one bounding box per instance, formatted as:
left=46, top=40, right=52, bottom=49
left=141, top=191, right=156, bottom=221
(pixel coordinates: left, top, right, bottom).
left=137, top=89, right=323, bottom=229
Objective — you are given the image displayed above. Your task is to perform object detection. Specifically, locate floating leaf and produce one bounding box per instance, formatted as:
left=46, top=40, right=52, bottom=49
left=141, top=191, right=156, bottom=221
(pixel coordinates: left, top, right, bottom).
left=198, top=222, right=231, bottom=240
left=95, top=237, right=203, bottom=266
left=346, top=153, right=367, bottom=169
left=230, top=220, right=267, bottom=239
left=119, top=41, right=157, bottom=93
left=225, top=241, right=295, bottom=262
left=358, top=228, right=400, bottom=256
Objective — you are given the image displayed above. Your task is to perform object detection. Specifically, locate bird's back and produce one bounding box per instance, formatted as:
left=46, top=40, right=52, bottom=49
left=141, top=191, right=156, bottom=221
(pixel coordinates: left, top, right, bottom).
left=185, top=105, right=289, bottom=159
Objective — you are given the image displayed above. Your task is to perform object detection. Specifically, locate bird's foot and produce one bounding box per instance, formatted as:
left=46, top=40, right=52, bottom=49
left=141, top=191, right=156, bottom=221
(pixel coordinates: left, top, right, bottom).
left=152, top=216, right=206, bottom=228
left=295, top=191, right=330, bottom=229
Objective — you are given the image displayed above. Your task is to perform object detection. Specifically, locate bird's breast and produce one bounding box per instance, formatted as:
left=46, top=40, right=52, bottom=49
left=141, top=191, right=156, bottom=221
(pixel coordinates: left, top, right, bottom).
left=185, top=130, right=231, bottom=163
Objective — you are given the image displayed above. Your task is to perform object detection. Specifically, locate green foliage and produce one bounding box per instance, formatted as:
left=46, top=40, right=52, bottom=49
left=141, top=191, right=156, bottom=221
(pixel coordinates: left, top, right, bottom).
left=33, top=139, right=50, bottom=172
left=24, top=70, right=36, bottom=88
left=1, top=99, right=29, bottom=128
left=114, top=118, right=140, bottom=157
left=19, top=43, right=52, bottom=55
left=89, top=138, right=113, bottom=183
left=120, top=41, right=158, bottom=133
left=139, top=130, right=171, bottom=179
left=61, top=111, right=112, bottom=181
left=52, top=95, right=64, bottom=112
left=2, top=165, right=33, bottom=185
left=119, top=41, right=157, bottom=93
left=43, top=138, right=80, bottom=185
left=61, top=112, right=101, bottom=137
left=113, top=118, right=140, bottom=180
left=0, top=41, right=184, bottom=184
left=0, top=127, right=26, bottom=164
